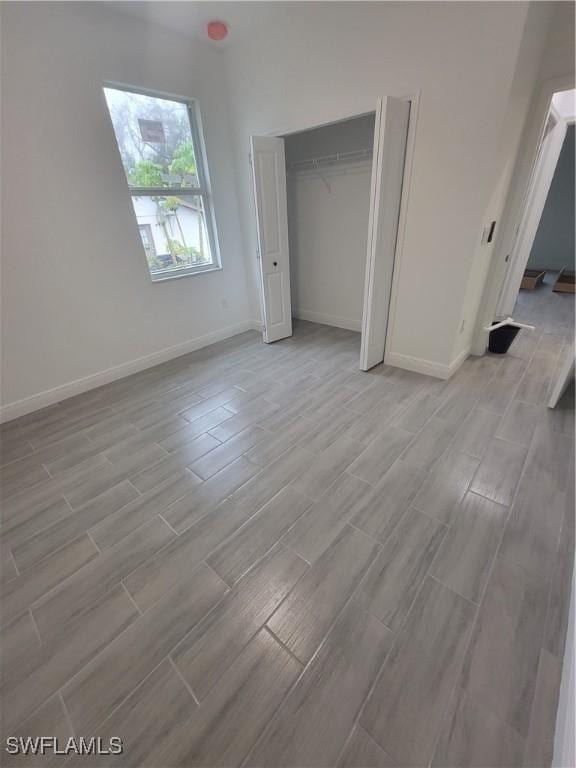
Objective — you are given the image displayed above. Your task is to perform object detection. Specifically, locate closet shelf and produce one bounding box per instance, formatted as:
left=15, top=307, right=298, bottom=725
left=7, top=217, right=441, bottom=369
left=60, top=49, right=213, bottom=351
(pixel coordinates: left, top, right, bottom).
left=287, top=147, right=373, bottom=171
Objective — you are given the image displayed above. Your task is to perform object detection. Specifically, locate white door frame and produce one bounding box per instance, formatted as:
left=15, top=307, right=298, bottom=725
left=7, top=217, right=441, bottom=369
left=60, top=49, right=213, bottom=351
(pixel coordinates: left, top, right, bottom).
left=496, top=104, right=567, bottom=316
left=259, top=92, right=420, bottom=363
left=471, top=74, right=574, bottom=355
left=360, top=96, right=411, bottom=370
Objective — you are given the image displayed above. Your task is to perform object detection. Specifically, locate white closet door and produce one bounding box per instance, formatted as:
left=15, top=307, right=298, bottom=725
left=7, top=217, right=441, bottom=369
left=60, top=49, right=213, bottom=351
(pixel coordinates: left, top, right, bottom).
left=360, top=97, right=410, bottom=371
left=497, top=108, right=567, bottom=317
left=250, top=135, right=292, bottom=343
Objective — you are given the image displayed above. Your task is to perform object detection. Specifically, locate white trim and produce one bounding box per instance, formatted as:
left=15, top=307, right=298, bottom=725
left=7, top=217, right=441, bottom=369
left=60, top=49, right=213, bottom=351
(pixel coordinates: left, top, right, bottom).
left=102, top=83, right=222, bottom=275
left=471, top=73, right=575, bottom=355
left=0, top=320, right=260, bottom=423
left=553, top=570, right=575, bottom=768
left=150, top=265, right=222, bottom=283
left=497, top=105, right=567, bottom=316
left=292, top=309, right=361, bottom=332
left=384, top=345, right=469, bottom=380
left=382, top=90, right=421, bottom=361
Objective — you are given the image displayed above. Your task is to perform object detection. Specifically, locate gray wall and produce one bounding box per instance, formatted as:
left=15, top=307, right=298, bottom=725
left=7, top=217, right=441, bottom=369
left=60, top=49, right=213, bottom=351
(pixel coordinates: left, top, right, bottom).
left=284, top=114, right=375, bottom=331
left=284, top=114, right=375, bottom=164
left=528, top=124, right=575, bottom=270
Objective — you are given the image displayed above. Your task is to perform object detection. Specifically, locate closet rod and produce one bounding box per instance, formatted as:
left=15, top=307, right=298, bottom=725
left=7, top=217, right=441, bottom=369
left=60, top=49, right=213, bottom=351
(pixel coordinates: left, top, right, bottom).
left=288, top=147, right=373, bottom=171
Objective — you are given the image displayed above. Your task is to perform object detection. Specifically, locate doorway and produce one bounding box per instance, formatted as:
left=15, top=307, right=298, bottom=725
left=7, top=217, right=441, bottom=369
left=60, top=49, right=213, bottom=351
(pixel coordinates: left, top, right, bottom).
left=497, top=88, right=575, bottom=320
left=284, top=113, right=376, bottom=334
left=495, top=87, right=575, bottom=408
left=250, top=97, right=412, bottom=371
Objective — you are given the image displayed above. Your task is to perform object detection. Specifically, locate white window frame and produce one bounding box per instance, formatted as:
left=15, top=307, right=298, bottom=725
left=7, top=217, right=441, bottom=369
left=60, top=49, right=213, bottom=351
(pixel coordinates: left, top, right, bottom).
left=104, top=83, right=221, bottom=282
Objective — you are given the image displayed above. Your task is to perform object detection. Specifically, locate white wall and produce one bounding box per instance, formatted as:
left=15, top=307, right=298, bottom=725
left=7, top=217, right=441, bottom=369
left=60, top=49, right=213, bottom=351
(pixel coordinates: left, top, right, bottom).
left=288, top=165, right=371, bottom=331
left=224, top=1, right=551, bottom=377
left=453, top=1, right=556, bottom=361
left=0, top=2, right=251, bottom=419
left=1, top=1, right=567, bottom=416
left=470, top=1, right=575, bottom=355
left=285, top=116, right=374, bottom=331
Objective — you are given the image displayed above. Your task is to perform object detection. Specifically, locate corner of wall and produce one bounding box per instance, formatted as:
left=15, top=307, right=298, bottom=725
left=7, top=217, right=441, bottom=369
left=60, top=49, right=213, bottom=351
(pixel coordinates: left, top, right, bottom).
left=454, top=3, right=555, bottom=362
left=0, top=320, right=260, bottom=423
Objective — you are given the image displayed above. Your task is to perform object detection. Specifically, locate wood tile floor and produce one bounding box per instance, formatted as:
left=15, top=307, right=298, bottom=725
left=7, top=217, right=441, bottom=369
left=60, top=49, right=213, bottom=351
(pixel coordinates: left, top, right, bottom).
left=1, top=279, right=573, bottom=767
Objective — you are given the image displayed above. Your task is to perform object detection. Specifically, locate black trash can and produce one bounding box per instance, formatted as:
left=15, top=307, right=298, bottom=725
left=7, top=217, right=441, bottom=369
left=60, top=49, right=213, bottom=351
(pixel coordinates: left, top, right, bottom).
left=488, top=322, right=520, bottom=354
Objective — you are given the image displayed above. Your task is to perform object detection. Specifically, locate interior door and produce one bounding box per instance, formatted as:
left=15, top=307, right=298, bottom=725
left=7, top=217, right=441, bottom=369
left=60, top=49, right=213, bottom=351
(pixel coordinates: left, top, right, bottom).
left=360, top=97, right=410, bottom=371
left=497, top=107, right=567, bottom=316
left=250, top=135, right=292, bottom=343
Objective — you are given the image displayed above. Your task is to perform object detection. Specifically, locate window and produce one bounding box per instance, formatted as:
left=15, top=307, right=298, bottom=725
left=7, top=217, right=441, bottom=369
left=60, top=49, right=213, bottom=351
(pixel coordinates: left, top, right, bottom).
left=103, top=86, right=220, bottom=280
left=138, top=224, right=156, bottom=263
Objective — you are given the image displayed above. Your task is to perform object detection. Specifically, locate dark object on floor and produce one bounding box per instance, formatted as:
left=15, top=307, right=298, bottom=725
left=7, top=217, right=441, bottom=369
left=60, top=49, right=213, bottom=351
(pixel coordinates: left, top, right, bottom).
left=520, top=269, right=546, bottom=290
left=553, top=268, right=575, bottom=293
left=488, top=322, right=520, bottom=354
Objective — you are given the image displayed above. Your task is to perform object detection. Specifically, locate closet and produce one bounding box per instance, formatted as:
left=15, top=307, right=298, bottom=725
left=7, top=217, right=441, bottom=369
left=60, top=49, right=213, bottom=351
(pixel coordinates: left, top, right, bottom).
left=283, top=114, right=376, bottom=333
left=250, top=96, right=410, bottom=367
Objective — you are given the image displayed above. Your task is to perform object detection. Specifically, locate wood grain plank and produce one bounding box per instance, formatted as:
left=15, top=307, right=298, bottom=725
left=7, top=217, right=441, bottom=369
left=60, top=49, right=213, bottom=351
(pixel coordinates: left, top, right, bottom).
left=249, top=601, right=394, bottom=767
left=469, top=437, right=526, bottom=506
left=431, top=687, right=524, bottom=768
left=172, top=543, right=307, bottom=700
left=357, top=508, right=446, bottom=630
left=430, top=491, right=507, bottom=603
left=124, top=500, right=248, bottom=611
left=351, top=460, right=427, bottom=543
left=460, top=557, right=549, bottom=736
left=267, top=525, right=378, bottom=663
left=338, top=727, right=397, bottom=768
left=208, top=485, right=312, bottom=585
left=360, top=578, right=476, bottom=767
left=154, top=630, right=302, bottom=767
left=283, top=473, right=373, bottom=563
left=2, top=535, right=99, bottom=624
left=411, top=450, right=478, bottom=524
left=32, top=517, right=174, bottom=642
left=347, top=428, right=414, bottom=486
left=2, top=585, right=138, bottom=733
left=62, top=563, right=226, bottom=733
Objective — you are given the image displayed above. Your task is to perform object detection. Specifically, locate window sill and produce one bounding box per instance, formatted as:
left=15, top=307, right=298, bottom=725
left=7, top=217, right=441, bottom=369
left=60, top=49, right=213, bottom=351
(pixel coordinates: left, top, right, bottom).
left=150, top=265, right=222, bottom=283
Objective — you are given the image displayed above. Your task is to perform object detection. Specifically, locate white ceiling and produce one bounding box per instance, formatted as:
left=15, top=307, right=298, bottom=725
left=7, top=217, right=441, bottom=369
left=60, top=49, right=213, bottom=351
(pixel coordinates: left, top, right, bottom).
left=106, top=2, right=266, bottom=45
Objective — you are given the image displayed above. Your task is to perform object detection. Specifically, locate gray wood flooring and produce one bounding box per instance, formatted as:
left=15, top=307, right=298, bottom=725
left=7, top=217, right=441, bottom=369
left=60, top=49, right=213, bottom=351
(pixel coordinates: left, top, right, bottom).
left=1, top=274, right=573, bottom=767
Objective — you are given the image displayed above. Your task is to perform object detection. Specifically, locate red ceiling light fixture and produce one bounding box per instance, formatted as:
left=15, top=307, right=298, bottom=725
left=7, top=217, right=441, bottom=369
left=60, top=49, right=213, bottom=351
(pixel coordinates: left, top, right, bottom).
left=207, top=21, right=228, bottom=42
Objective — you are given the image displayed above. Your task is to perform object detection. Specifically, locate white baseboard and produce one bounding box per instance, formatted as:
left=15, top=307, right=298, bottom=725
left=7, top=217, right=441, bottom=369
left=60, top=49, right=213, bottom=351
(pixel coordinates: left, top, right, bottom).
left=384, top=346, right=469, bottom=380
left=293, top=309, right=361, bottom=333
left=447, top=346, right=471, bottom=377
left=0, top=320, right=261, bottom=423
